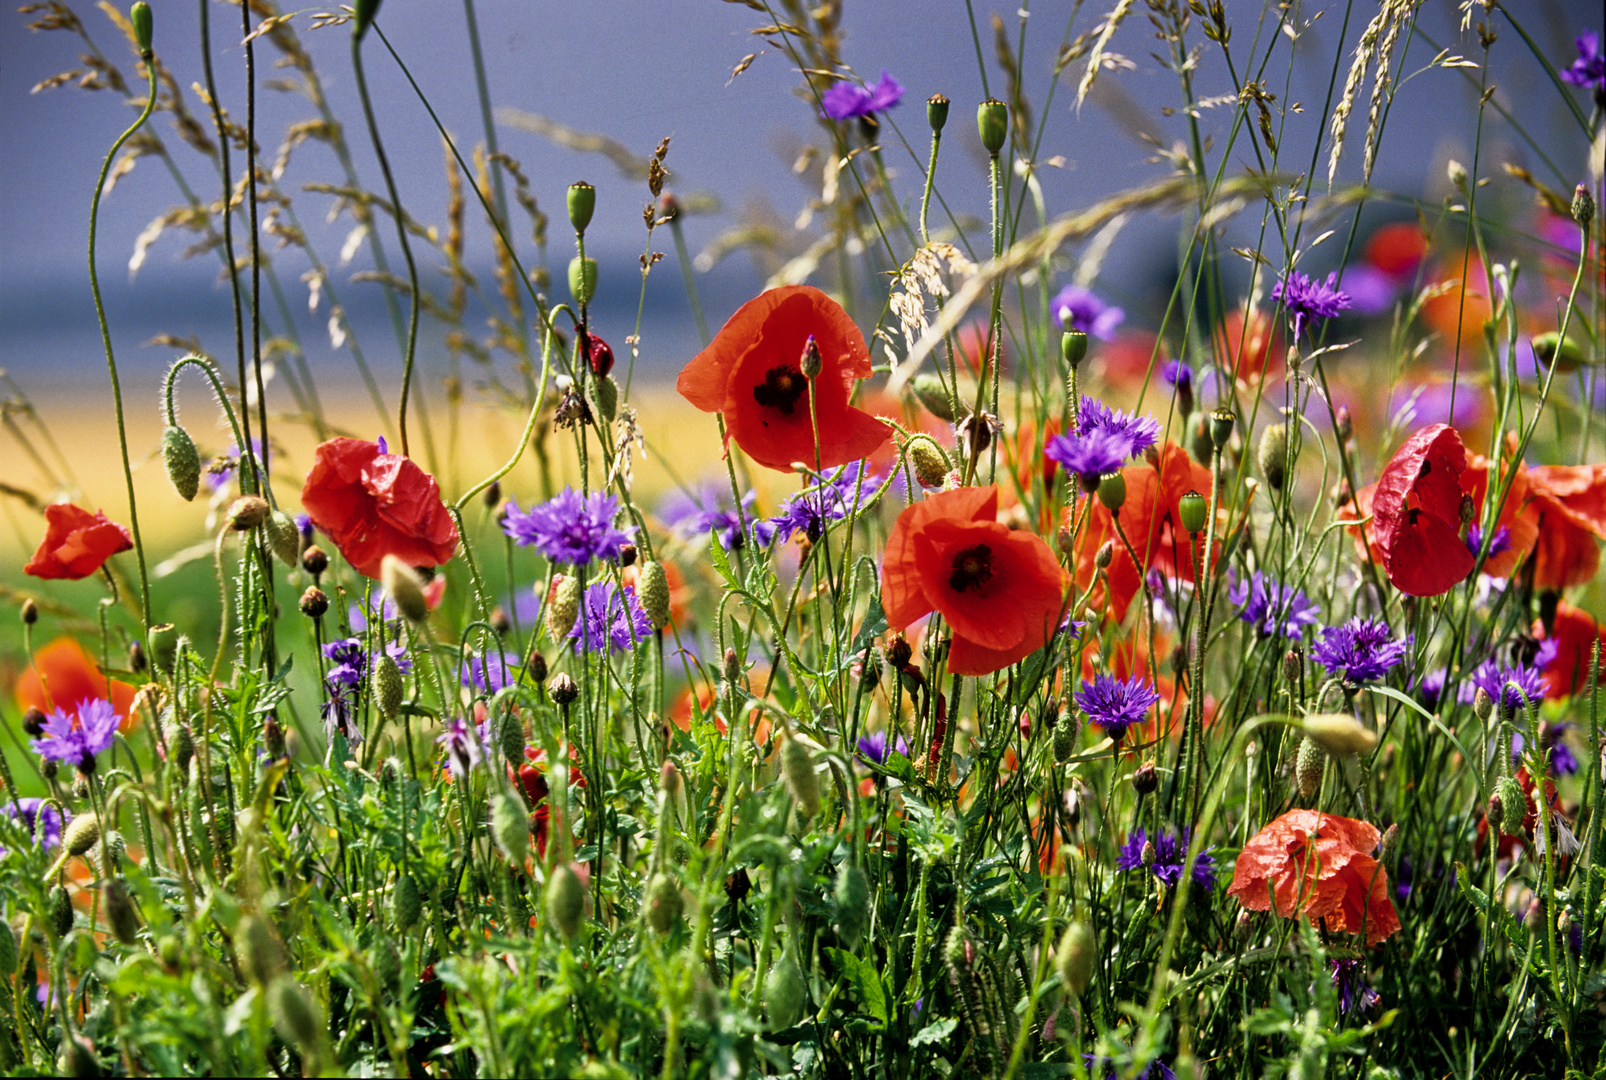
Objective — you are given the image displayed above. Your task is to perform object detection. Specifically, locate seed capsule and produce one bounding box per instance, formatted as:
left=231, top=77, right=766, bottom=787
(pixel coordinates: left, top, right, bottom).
left=567, top=181, right=596, bottom=233
left=926, top=93, right=950, bottom=133
left=976, top=99, right=1008, bottom=154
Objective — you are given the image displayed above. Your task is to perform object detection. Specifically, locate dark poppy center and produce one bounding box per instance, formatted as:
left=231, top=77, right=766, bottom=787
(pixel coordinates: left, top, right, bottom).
left=752, top=364, right=807, bottom=416
left=948, top=544, right=994, bottom=593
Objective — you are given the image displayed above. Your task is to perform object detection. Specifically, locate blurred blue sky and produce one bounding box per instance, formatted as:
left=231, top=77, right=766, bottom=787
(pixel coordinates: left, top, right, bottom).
left=1, top=0, right=1599, bottom=404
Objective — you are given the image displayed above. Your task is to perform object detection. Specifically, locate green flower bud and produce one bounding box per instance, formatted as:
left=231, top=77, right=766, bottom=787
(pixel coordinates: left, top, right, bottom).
left=162, top=425, right=201, bottom=501
left=1186, top=411, right=1213, bottom=466
left=1574, top=182, right=1596, bottom=229
left=236, top=914, right=284, bottom=986
left=638, top=560, right=671, bottom=630
left=103, top=878, right=140, bottom=945
left=781, top=735, right=820, bottom=818
left=1494, top=775, right=1526, bottom=837
left=1097, top=471, right=1127, bottom=512
left=1257, top=423, right=1291, bottom=491
left=909, top=439, right=950, bottom=489
left=1132, top=760, right=1158, bottom=795
left=568, top=256, right=598, bottom=305
left=766, top=949, right=806, bottom=1029
left=371, top=653, right=403, bottom=721
left=63, top=813, right=100, bottom=857
left=1055, top=921, right=1095, bottom=996
left=491, top=791, right=529, bottom=864
left=926, top=93, right=950, bottom=133
left=799, top=335, right=822, bottom=379
left=268, top=976, right=323, bottom=1058
left=370, top=938, right=400, bottom=992
left=391, top=874, right=421, bottom=932
left=1531, top=332, right=1586, bottom=373
left=130, top=1, right=152, bottom=54
left=265, top=511, right=300, bottom=567
left=591, top=373, right=618, bottom=424
left=644, top=873, right=683, bottom=934
left=567, top=182, right=596, bottom=233
left=1302, top=713, right=1377, bottom=756
left=1052, top=708, right=1077, bottom=763
left=833, top=862, right=869, bottom=946
left=910, top=373, right=957, bottom=421
left=380, top=555, right=429, bottom=623
left=226, top=495, right=270, bottom=532
left=1178, top=490, right=1208, bottom=534
left=498, top=710, right=525, bottom=766
left=977, top=99, right=1008, bottom=155
left=49, top=885, right=73, bottom=938
left=352, top=0, right=381, bottom=41
left=1061, top=330, right=1088, bottom=370
left=547, top=863, right=586, bottom=938
left=1294, top=736, right=1325, bottom=801
left=546, top=574, right=581, bottom=640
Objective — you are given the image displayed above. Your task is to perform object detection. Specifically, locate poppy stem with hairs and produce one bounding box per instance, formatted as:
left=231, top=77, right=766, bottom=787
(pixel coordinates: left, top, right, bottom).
left=86, top=36, right=157, bottom=629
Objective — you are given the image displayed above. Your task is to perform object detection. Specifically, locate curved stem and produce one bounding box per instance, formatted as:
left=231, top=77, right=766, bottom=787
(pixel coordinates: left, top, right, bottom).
left=162, top=356, right=249, bottom=483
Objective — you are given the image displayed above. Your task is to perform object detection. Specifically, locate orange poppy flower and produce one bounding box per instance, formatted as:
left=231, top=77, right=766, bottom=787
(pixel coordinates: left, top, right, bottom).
left=676, top=285, right=889, bottom=473
left=1370, top=424, right=1477, bottom=595
left=1213, top=305, right=1283, bottom=385
left=1228, top=810, right=1401, bottom=946
left=1419, top=256, right=1492, bottom=349
left=1070, top=442, right=1214, bottom=622
left=1535, top=602, right=1606, bottom=699
left=1524, top=464, right=1606, bottom=590
left=882, top=486, right=1066, bottom=676
left=24, top=504, right=133, bottom=581
left=15, top=637, right=139, bottom=734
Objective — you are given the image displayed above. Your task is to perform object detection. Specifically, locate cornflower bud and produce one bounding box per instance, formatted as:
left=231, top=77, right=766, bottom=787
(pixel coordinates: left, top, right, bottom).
left=300, top=545, right=328, bottom=578
left=723, top=647, right=742, bottom=684
left=886, top=636, right=913, bottom=669
left=926, top=92, right=950, bottom=132
left=1282, top=647, right=1302, bottom=684
left=976, top=99, right=1008, bottom=154
left=22, top=706, right=45, bottom=736
left=567, top=181, right=596, bottom=233
left=163, top=425, right=201, bottom=502
left=227, top=495, right=270, bottom=531
left=799, top=335, right=822, bottom=379
left=527, top=649, right=548, bottom=685
left=546, top=574, right=581, bottom=639
left=1335, top=404, right=1353, bottom=444
left=781, top=735, right=820, bottom=818
left=1055, top=921, right=1095, bottom=996
left=128, top=639, right=147, bottom=674
left=299, top=586, right=328, bottom=619
left=638, top=560, right=671, bottom=629
left=1473, top=688, right=1494, bottom=721
left=1140, top=840, right=1156, bottom=867
left=1178, top=490, right=1208, bottom=534
left=1095, top=540, right=1115, bottom=569
left=21, top=597, right=39, bottom=626
left=548, top=672, right=579, bottom=706
left=1574, top=182, right=1596, bottom=228
left=381, top=555, right=429, bottom=623
left=263, top=714, right=285, bottom=758
left=1132, top=760, right=1158, bottom=795
left=547, top=863, right=586, bottom=938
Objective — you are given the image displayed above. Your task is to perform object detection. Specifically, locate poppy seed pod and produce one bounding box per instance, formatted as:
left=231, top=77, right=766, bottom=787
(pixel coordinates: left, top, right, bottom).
left=1209, top=408, right=1235, bottom=453
left=162, top=425, right=201, bottom=501
left=1097, top=471, right=1127, bottom=512
left=976, top=99, right=1008, bottom=154
left=567, top=181, right=596, bottom=233
left=1257, top=423, right=1291, bottom=491
left=381, top=555, right=429, bottom=623
left=1178, top=490, right=1208, bottom=534
left=1302, top=713, right=1377, bottom=756
left=227, top=495, right=270, bottom=532
left=638, top=560, right=671, bottom=629
left=1061, top=330, right=1089, bottom=370
left=547, top=863, right=586, bottom=938
left=781, top=735, right=820, bottom=817
left=1055, top=921, right=1095, bottom=996
left=569, top=256, right=598, bottom=304
left=926, top=92, right=950, bottom=132
left=546, top=574, right=581, bottom=639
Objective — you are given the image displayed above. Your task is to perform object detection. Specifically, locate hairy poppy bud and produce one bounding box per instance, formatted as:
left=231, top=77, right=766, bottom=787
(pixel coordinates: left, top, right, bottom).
left=548, top=672, right=579, bottom=706
left=236, top=915, right=284, bottom=986
left=567, top=181, right=596, bottom=234
left=130, top=1, right=152, bottom=53
left=381, top=555, right=429, bottom=623
left=1053, top=708, right=1077, bottom=763
left=645, top=873, right=683, bottom=934
left=269, top=976, right=323, bottom=1058
left=491, top=791, right=529, bottom=864
left=1494, top=775, right=1526, bottom=836
left=766, top=949, right=806, bottom=1029
left=781, top=735, right=820, bottom=817
left=909, top=439, right=950, bottom=489
left=1302, top=713, right=1377, bottom=756
left=568, top=256, right=598, bottom=304
left=1061, top=330, right=1088, bottom=370
left=104, top=877, right=140, bottom=945
left=162, top=425, right=200, bottom=501
left=265, top=511, right=300, bottom=567
left=371, top=653, right=402, bottom=721
left=546, top=574, right=581, bottom=639
left=723, top=647, right=742, bottom=684
left=1473, top=687, right=1494, bottom=721
left=1335, top=404, right=1353, bottom=444
left=1097, top=471, right=1126, bottom=512
left=592, top=373, right=619, bottom=423
left=300, top=545, right=328, bottom=577
left=638, top=560, right=670, bottom=629
left=910, top=373, right=957, bottom=421
left=1140, top=840, right=1156, bottom=867
left=1132, top=760, right=1158, bottom=795
left=497, top=710, right=524, bottom=766
left=299, top=586, right=328, bottom=619
left=392, top=873, right=421, bottom=931
left=976, top=99, right=1008, bottom=154
left=833, top=862, right=869, bottom=945
left=1178, top=490, right=1208, bottom=534
left=1574, top=182, right=1596, bottom=229
left=64, top=812, right=100, bottom=857
left=1295, top=736, right=1325, bottom=801
left=50, top=885, right=73, bottom=938
left=21, top=597, right=39, bottom=626
left=227, top=495, right=270, bottom=531
left=926, top=92, right=950, bottom=132
left=547, top=863, right=586, bottom=938
left=1055, top=921, right=1095, bottom=996
left=1257, top=423, right=1291, bottom=491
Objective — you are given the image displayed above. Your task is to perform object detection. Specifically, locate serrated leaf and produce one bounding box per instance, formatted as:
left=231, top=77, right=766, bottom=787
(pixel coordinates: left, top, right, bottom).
left=825, top=947, right=887, bottom=1027
left=911, top=1015, right=958, bottom=1046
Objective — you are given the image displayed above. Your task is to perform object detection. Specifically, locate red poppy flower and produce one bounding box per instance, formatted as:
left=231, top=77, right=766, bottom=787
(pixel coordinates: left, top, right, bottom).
left=1213, top=305, right=1283, bottom=385
left=1370, top=424, right=1476, bottom=596
left=1228, top=810, right=1401, bottom=946
left=24, top=504, right=133, bottom=581
left=1525, top=464, right=1606, bottom=590
left=1458, top=453, right=1538, bottom=579
left=1535, top=602, right=1606, bottom=699
left=1420, top=256, right=1493, bottom=348
left=882, top=486, right=1066, bottom=676
left=1070, top=442, right=1215, bottom=622
left=300, top=437, right=459, bottom=579
left=676, top=285, right=889, bottom=472
left=1364, top=222, right=1427, bottom=279
left=15, top=636, right=139, bottom=733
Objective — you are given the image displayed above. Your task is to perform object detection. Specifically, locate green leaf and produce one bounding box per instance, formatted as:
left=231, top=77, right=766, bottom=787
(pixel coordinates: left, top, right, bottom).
left=910, top=1016, right=958, bottom=1046
left=825, top=947, right=887, bottom=1028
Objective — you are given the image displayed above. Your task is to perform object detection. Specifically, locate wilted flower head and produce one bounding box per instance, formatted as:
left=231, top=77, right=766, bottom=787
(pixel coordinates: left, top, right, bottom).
left=1310, top=617, right=1410, bottom=684
left=1074, top=673, right=1161, bottom=742
left=1272, top=270, right=1352, bottom=339
left=1050, top=284, right=1124, bottom=340
left=821, top=69, right=904, bottom=120
left=1229, top=571, right=1321, bottom=639
left=32, top=698, right=121, bottom=771
left=502, top=488, right=634, bottom=566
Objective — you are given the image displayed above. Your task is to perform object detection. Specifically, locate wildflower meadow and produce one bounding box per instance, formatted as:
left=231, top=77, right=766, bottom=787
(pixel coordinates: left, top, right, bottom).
left=2, top=1, right=1605, bottom=1076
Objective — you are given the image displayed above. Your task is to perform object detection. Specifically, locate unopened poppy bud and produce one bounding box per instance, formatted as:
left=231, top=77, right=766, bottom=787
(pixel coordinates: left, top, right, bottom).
left=1061, top=330, right=1089, bottom=370
left=833, top=862, right=869, bottom=945
left=300, top=545, right=328, bottom=577
left=23, top=707, right=46, bottom=736
left=381, top=555, right=429, bottom=623
left=104, top=877, right=140, bottom=945
left=265, top=511, right=300, bottom=567
left=1531, top=331, right=1585, bottom=373
left=976, top=99, right=1008, bottom=154
left=1473, top=687, right=1494, bottom=720
left=1095, top=540, right=1115, bottom=569
left=659, top=759, right=681, bottom=798
left=909, top=439, right=950, bottom=488
left=766, top=950, right=806, bottom=1030
left=491, top=790, right=529, bottom=864
left=162, top=425, right=201, bottom=501
left=1186, top=411, right=1213, bottom=465
left=591, top=373, right=618, bottom=423
left=1335, top=404, right=1353, bottom=444
left=1140, top=840, right=1156, bottom=867
left=64, top=812, right=100, bottom=856
left=1097, top=471, right=1126, bottom=512
left=1458, top=493, right=1476, bottom=530
left=129, top=1, right=152, bottom=53
left=926, top=92, right=950, bottom=132
left=1178, top=490, right=1208, bottom=534
left=799, top=335, right=822, bottom=379
left=371, top=653, right=402, bottom=720
left=1209, top=408, right=1235, bottom=453
left=236, top=914, right=284, bottom=985
left=546, top=574, right=581, bottom=639
left=547, top=863, right=586, bottom=938
left=1132, top=760, right=1158, bottom=795
left=781, top=735, right=820, bottom=817
left=526, top=648, right=548, bottom=685
left=568, top=256, right=598, bottom=304
left=910, top=373, right=957, bottom=422
left=1379, top=822, right=1398, bottom=856
left=299, top=586, right=328, bottom=619
left=1303, top=713, right=1377, bottom=755
left=548, top=672, right=579, bottom=706
left=1294, top=736, right=1325, bottom=800
left=1494, top=775, right=1526, bottom=836
left=638, top=560, right=670, bottom=629
left=567, top=181, right=596, bottom=234
left=723, top=647, right=742, bottom=684
left=645, top=873, right=683, bottom=934
left=391, top=873, right=421, bottom=931
left=1056, top=525, right=1074, bottom=556
left=1574, top=182, right=1596, bottom=228
left=21, top=597, right=38, bottom=625
left=351, top=0, right=381, bottom=39
left=1055, top=921, right=1095, bottom=996
left=1257, top=423, right=1291, bottom=490
left=227, top=495, right=270, bottom=531
left=50, top=885, right=73, bottom=938
left=1052, top=708, right=1077, bottom=763
left=496, top=710, right=524, bottom=766
left=1282, top=646, right=1302, bottom=684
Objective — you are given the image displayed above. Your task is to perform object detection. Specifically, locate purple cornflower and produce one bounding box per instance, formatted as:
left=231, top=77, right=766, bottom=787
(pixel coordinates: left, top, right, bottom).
left=1, top=798, right=65, bottom=856
left=1080, top=398, right=1161, bottom=458
left=502, top=488, right=634, bottom=565
left=1051, top=285, right=1125, bottom=340
left=1328, top=958, right=1380, bottom=1018
left=1471, top=657, right=1546, bottom=717
left=1512, top=722, right=1579, bottom=778
left=1309, top=617, right=1411, bottom=684
left=438, top=716, right=482, bottom=777
left=1465, top=523, right=1511, bottom=560
left=1416, top=667, right=1476, bottom=710
left=32, top=698, right=121, bottom=771
left=1117, top=825, right=1217, bottom=889
left=857, top=730, right=910, bottom=765
left=569, top=581, right=653, bottom=653
left=1074, top=673, right=1160, bottom=742
left=821, top=70, right=904, bottom=120
left=661, top=483, right=755, bottom=550
left=754, top=463, right=876, bottom=547
left=1272, top=270, right=1352, bottom=339
left=1044, top=398, right=1160, bottom=485
left=462, top=649, right=518, bottom=695
left=1560, top=31, right=1606, bottom=93
left=1228, top=571, right=1321, bottom=639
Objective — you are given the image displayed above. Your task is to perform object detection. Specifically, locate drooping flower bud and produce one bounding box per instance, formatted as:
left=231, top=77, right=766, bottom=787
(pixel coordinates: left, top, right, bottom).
left=265, top=511, right=300, bottom=567
left=909, top=439, right=950, bottom=489
left=644, top=873, right=684, bottom=934
left=1055, top=921, right=1095, bottom=996
left=638, top=560, right=671, bottom=629
left=910, top=373, right=957, bottom=421
left=1178, top=490, right=1208, bottom=534
left=1302, top=713, right=1377, bottom=756
left=129, top=1, right=153, bottom=53
left=381, top=554, right=429, bottom=623
left=50, top=885, right=74, bottom=938
left=781, top=735, right=820, bottom=818
left=1186, top=411, right=1214, bottom=466
left=227, top=495, right=270, bottom=531
left=1531, top=332, right=1585, bottom=373
left=104, top=878, right=140, bottom=944
left=765, top=949, right=806, bottom=1030
left=976, top=99, right=1008, bottom=154
left=1257, top=423, right=1291, bottom=491
left=547, top=863, right=586, bottom=938
left=567, top=181, right=596, bottom=233
left=162, top=425, right=201, bottom=501
left=546, top=574, right=581, bottom=639
left=591, top=373, right=619, bottom=423
left=351, top=0, right=381, bottom=40
left=1052, top=708, right=1077, bottom=763
left=926, top=92, right=950, bottom=133
left=63, top=812, right=101, bottom=857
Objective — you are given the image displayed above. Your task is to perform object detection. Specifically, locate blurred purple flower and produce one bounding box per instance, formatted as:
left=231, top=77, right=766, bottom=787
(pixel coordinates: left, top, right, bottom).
left=32, top=698, right=120, bottom=771
left=569, top=581, right=653, bottom=653
left=1341, top=265, right=1400, bottom=317
left=1051, top=284, right=1125, bottom=340
left=1560, top=31, right=1606, bottom=92
left=439, top=716, right=482, bottom=776
left=661, top=482, right=755, bottom=550
left=1229, top=571, right=1321, bottom=639
left=1465, top=523, right=1511, bottom=560
left=1, top=798, right=65, bottom=855
left=821, top=70, right=904, bottom=120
